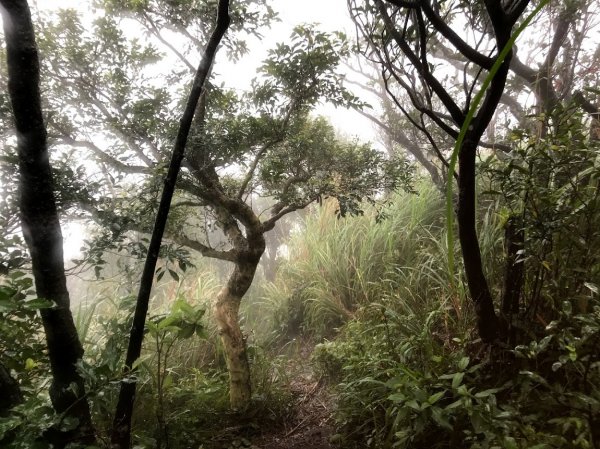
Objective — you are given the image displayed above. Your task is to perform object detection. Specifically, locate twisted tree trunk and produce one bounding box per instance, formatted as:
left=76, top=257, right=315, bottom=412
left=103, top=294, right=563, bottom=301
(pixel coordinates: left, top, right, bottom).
left=214, top=239, right=265, bottom=409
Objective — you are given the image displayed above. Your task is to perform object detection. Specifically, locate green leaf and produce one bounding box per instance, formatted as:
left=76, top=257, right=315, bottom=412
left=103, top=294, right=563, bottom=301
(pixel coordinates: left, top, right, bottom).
left=388, top=393, right=405, bottom=402
left=168, top=269, right=179, bottom=281
left=503, top=436, right=518, bottom=449
left=551, top=362, right=562, bottom=371
left=445, top=399, right=462, bottom=409
left=474, top=388, right=499, bottom=399
left=406, top=399, right=420, bottom=410
left=452, top=372, right=464, bottom=389
left=428, top=391, right=445, bottom=404
left=431, top=407, right=453, bottom=430
left=519, top=370, right=549, bottom=387
left=177, top=323, right=195, bottom=339
left=0, top=298, right=15, bottom=313
left=23, top=298, right=55, bottom=310
left=59, top=416, right=80, bottom=432
left=24, top=358, right=37, bottom=370
left=584, top=282, right=598, bottom=295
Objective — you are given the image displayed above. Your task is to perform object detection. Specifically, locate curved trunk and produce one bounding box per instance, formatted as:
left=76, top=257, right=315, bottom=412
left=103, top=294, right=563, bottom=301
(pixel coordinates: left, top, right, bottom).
left=455, top=17, right=513, bottom=344
left=214, top=240, right=264, bottom=409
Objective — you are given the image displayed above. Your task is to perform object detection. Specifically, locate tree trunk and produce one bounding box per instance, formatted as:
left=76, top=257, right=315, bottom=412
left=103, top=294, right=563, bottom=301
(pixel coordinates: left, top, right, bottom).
left=457, top=140, right=500, bottom=343
left=214, top=252, right=263, bottom=409
left=500, top=216, right=524, bottom=344
left=110, top=3, right=230, bottom=447
left=0, top=362, right=22, bottom=417
left=454, top=9, right=514, bottom=344
left=215, top=286, right=251, bottom=408
left=262, top=242, right=278, bottom=283
left=0, top=1, right=95, bottom=445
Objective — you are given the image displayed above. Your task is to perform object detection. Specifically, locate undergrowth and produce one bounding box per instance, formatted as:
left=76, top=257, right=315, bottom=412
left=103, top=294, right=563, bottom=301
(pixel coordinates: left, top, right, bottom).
left=262, top=182, right=600, bottom=448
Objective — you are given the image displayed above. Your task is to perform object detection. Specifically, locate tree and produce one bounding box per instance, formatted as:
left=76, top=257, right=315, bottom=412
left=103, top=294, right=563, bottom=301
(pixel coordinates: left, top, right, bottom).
left=23, top=2, right=411, bottom=411
left=349, top=0, right=543, bottom=342
left=0, top=0, right=95, bottom=445
left=111, top=1, right=231, bottom=446
left=348, top=0, right=600, bottom=343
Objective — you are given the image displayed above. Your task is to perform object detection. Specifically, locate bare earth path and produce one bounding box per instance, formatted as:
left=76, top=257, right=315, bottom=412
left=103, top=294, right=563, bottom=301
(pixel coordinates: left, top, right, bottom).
left=252, top=372, right=335, bottom=448
left=250, top=343, right=337, bottom=449
left=198, top=341, right=339, bottom=449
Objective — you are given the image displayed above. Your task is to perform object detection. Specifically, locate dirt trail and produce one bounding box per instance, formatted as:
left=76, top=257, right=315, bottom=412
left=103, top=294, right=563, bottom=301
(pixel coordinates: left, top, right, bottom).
left=201, top=342, right=338, bottom=449
left=252, top=374, right=335, bottom=448
left=250, top=344, right=337, bottom=449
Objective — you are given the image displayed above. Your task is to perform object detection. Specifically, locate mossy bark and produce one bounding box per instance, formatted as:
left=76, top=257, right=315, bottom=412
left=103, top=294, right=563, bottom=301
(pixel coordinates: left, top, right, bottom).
left=214, top=254, right=262, bottom=409
left=215, top=286, right=251, bottom=408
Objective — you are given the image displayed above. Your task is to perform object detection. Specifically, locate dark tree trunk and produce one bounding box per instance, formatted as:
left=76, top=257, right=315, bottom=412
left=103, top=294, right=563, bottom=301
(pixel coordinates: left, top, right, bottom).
left=0, top=1, right=95, bottom=446
left=366, top=0, right=530, bottom=343
left=500, top=216, right=525, bottom=343
left=457, top=140, right=500, bottom=342
left=0, top=362, right=22, bottom=417
left=110, top=2, right=230, bottom=447
left=455, top=7, right=516, bottom=344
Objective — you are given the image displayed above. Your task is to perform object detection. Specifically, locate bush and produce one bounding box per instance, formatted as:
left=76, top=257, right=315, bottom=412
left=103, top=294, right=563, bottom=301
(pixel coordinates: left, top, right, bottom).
left=316, top=295, right=600, bottom=448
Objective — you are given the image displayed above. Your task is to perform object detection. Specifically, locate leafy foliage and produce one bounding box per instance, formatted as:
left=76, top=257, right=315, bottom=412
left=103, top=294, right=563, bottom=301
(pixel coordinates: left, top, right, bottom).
left=482, top=107, right=600, bottom=322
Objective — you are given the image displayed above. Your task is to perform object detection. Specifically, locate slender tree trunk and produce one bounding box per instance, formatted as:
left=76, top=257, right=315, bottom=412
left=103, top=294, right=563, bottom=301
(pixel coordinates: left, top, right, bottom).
left=215, top=241, right=264, bottom=409
left=455, top=9, right=515, bottom=344
left=110, top=2, right=230, bottom=447
left=457, top=140, right=500, bottom=343
left=0, top=1, right=95, bottom=445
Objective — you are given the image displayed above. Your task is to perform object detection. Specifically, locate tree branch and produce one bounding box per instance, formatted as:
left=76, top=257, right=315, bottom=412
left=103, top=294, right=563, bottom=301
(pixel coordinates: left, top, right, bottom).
left=262, top=199, right=314, bottom=232
left=171, top=233, right=237, bottom=262
left=51, top=135, right=150, bottom=175
left=376, top=0, right=465, bottom=125
left=141, top=11, right=196, bottom=73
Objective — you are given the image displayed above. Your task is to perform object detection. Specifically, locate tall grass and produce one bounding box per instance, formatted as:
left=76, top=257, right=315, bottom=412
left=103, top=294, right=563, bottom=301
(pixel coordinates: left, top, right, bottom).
left=255, top=182, right=490, bottom=342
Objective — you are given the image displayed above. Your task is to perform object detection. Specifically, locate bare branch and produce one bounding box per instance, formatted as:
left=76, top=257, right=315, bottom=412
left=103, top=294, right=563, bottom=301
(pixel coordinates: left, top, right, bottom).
left=171, top=233, right=237, bottom=262
left=261, top=199, right=314, bottom=232
left=51, top=135, right=150, bottom=175
left=141, top=11, right=196, bottom=73
left=376, top=0, right=465, bottom=125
